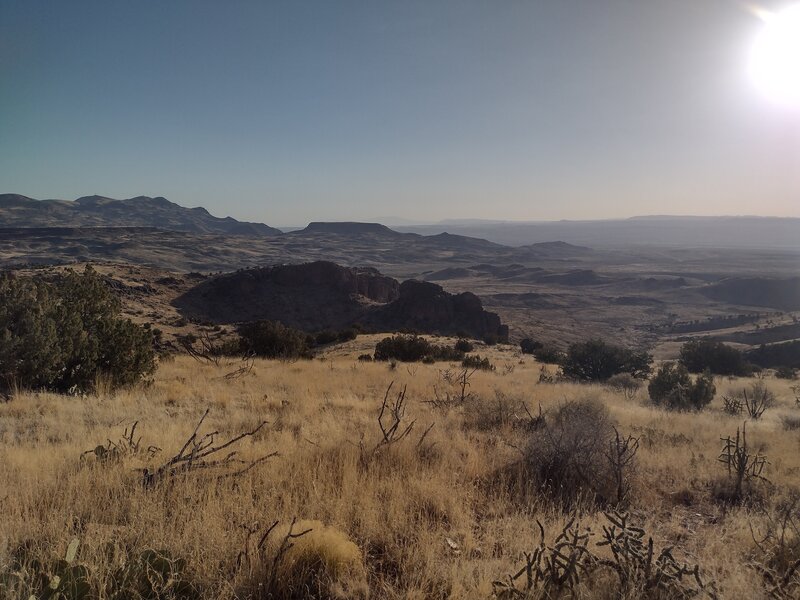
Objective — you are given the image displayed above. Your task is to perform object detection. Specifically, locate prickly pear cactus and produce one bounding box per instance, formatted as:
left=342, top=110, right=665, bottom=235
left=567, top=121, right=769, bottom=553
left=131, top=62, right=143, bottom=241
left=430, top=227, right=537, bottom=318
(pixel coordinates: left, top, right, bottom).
left=108, top=548, right=198, bottom=600
left=2, top=538, right=94, bottom=600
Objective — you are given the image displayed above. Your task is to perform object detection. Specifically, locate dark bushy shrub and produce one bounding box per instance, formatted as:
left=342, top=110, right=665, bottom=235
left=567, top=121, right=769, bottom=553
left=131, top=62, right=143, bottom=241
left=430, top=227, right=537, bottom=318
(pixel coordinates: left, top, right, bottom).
left=523, top=397, right=634, bottom=506
left=238, top=320, right=312, bottom=359
left=454, top=339, right=474, bottom=353
left=462, top=354, right=495, bottom=371
left=648, top=362, right=716, bottom=410
left=520, top=338, right=543, bottom=355
left=747, top=340, right=800, bottom=370
left=314, top=328, right=358, bottom=346
left=373, top=334, right=464, bottom=363
left=606, top=373, right=643, bottom=400
left=561, top=339, right=651, bottom=382
left=679, top=340, right=751, bottom=376
left=532, top=344, right=565, bottom=365
left=775, top=366, right=798, bottom=380
left=0, top=267, right=155, bottom=394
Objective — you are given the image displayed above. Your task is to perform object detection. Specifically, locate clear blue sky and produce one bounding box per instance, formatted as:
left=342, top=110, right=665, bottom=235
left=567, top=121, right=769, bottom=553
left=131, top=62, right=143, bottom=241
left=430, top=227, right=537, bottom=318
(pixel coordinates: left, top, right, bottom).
left=1, top=0, right=798, bottom=225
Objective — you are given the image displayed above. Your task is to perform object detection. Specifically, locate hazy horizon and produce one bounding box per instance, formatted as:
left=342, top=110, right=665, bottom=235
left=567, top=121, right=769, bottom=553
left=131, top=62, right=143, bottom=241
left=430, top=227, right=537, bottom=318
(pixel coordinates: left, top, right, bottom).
left=2, top=1, right=799, bottom=224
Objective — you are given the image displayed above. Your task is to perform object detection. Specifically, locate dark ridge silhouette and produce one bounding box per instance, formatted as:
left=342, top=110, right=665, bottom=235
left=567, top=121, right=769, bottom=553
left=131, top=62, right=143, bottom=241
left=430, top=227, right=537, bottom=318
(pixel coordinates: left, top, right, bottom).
left=701, top=277, right=800, bottom=311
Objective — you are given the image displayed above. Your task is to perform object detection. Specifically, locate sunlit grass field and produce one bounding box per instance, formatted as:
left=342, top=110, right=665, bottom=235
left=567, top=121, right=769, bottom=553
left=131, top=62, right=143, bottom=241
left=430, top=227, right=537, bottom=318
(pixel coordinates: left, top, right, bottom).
left=1, top=336, right=799, bottom=599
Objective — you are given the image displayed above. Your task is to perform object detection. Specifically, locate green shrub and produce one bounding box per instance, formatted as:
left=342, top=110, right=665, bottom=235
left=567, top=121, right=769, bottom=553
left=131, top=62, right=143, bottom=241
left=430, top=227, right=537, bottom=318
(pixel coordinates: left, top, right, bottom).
left=0, top=267, right=155, bottom=394
left=532, top=344, right=565, bottom=365
left=238, top=320, right=312, bottom=359
left=648, top=362, right=716, bottom=410
left=373, top=334, right=464, bottom=363
left=606, top=373, right=644, bottom=400
left=561, top=339, right=651, bottom=382
left=454, top=338, right=474, bottom=353
left=775, top=366, right=797, bottom=380
left=679, top=340, right=751, bottom=376
left=462, top=354, right=495, bottom=371
left=110, top=548, right=199, bottom=600
left=747, top=340, right=800, bottom=370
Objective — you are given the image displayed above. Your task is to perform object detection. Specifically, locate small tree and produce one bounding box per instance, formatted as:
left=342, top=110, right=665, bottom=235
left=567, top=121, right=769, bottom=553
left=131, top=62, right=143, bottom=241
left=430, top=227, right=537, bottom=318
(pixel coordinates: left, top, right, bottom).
left=237, top=320, right=312, bottom=359
left=0, top=267, right=155, bottom=394
left=679, top=340, right=750, bottom=376
left=454, top=339, right=474, bottom=353
left=562, top=339, right=651, bottom=382
left=648, top=362, right=715, bottom=411
left=520, top=338, right=543, bottom=355
left=533, top=344, right=565, bottom=365
left=373, top=334, right=463, bottom=363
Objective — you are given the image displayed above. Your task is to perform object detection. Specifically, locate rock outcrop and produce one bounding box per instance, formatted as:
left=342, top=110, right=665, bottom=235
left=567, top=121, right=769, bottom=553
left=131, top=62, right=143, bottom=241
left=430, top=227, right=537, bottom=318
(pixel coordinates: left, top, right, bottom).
left=173, top=261, right=508, bottom=341
left=368, top=280, right=508, bottom=342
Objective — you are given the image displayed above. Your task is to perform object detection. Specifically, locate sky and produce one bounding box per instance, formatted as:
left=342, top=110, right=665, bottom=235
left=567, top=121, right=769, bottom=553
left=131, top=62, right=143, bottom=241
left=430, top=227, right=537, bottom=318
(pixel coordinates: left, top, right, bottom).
left=1, top=0, right=799, bottom=225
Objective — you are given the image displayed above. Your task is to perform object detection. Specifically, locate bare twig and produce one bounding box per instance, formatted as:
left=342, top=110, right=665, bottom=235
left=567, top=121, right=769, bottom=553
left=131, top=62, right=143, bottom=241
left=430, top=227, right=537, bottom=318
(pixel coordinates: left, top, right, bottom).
left=142, top=409, right=272, bottom=488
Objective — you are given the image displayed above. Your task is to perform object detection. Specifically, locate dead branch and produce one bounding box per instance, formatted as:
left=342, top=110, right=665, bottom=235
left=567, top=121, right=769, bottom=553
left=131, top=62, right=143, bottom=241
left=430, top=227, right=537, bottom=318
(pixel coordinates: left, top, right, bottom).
left=359, top=381, right=417, bottom=464
left=222, top=353, right=256, bottom=380
left=142, top=409, right=273, bottom=488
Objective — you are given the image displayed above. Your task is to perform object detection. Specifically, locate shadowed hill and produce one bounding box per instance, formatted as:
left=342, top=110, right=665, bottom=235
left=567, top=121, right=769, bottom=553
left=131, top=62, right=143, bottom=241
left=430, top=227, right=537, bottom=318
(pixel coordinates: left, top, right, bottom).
left=701, top=277, right=800, bottom=311
left=173, top=261, right=508, bottom=341
left=0, top=194, right=282, bottom=236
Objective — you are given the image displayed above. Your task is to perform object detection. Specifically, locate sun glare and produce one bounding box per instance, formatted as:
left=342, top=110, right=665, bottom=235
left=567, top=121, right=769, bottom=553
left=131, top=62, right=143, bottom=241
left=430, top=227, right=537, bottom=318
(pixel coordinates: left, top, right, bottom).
left=749, top=4, right=800, bottom=106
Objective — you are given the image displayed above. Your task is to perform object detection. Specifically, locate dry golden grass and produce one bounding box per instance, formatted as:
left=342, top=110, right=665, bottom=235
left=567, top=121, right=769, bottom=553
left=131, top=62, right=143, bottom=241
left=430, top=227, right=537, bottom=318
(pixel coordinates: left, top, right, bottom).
left=1, top=335, right=799, bottom=598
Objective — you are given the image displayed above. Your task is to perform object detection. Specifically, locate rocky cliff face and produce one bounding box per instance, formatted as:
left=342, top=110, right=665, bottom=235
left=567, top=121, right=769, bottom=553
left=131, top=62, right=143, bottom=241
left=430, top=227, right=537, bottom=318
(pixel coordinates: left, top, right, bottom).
left=368, top=280, right=508, bottom=342
left=173, top=261, right=507, bottom=341
left=264, top=261, right=399, bottom=303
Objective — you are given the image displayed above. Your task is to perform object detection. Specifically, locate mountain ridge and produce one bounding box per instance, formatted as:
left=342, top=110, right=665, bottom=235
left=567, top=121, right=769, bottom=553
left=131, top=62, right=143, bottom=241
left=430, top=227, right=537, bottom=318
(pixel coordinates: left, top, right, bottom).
left=0, top=194, right=283, bottom=236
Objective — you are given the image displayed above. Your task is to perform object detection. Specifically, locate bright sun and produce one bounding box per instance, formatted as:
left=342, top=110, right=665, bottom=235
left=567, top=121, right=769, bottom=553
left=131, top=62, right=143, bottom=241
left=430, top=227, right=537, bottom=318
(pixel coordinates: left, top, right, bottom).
left=749, top=4, right=800, bottom=105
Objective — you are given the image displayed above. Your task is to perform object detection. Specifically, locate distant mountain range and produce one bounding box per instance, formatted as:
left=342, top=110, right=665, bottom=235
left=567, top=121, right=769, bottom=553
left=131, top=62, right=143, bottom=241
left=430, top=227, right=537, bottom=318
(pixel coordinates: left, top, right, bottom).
left=3, top=194, right=799, bottom=251
left=0, top=194, right=282, bottom=236
left=396, top=216, right=800, bottom=250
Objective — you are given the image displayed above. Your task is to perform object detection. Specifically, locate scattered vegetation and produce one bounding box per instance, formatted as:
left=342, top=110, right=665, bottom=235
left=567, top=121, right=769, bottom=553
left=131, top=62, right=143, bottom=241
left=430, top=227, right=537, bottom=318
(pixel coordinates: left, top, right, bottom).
left=722, top=381, right=776, bottom=419
left=2, top=338, right=799, bottom=599
left=494, top=511, right=715, bottom=599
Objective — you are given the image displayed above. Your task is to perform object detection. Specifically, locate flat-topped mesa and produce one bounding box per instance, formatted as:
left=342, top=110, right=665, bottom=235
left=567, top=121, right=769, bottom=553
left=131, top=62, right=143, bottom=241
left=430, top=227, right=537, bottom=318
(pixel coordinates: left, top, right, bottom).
left=298, top=222, right=401, bottom=236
